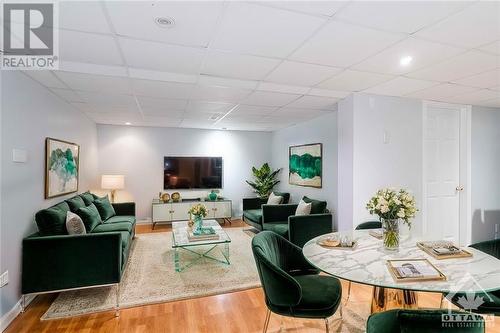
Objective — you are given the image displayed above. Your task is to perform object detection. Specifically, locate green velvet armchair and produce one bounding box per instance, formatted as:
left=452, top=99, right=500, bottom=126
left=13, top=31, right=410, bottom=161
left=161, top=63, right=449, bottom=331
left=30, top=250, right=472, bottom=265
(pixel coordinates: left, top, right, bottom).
left=242, top=192, right=290, bottom=230
left=367, top=309, right=485, bottom=333
left=449, top=239, right=500, bottom=315
left=251, top=231, right=342, bottom=332
left=356, top=220, right=382, bottom=230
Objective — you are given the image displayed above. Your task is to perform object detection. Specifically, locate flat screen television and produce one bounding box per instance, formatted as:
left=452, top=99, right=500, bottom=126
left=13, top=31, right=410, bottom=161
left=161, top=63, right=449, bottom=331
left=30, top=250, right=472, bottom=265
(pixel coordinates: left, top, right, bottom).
left=164, top=156, right=223, bottom=189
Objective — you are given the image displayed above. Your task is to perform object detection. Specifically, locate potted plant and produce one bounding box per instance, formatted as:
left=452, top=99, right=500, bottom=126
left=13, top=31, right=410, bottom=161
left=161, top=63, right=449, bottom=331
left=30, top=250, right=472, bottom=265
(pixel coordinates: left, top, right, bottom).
left=366, top=188, right=418, bottom=250
left=245, top=163, right=281, bottom=198
left=188, top=203, right=208, bottom=233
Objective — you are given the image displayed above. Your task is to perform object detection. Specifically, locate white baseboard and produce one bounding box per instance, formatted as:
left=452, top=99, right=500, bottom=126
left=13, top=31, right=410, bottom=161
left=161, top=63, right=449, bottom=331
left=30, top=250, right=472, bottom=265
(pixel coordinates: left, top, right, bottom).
left=1, top=295, right=36, bottom=332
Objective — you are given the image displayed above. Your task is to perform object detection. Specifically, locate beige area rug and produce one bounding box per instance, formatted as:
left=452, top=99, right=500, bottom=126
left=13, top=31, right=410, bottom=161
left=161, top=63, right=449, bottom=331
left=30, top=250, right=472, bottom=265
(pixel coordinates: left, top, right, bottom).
left=41, top=228, right=261, bottom=320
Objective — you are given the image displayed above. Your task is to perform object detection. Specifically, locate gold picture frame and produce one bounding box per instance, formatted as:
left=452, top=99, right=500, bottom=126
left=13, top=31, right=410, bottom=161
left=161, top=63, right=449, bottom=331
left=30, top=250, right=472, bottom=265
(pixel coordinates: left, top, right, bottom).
left=45, top=137, right=80, bottom=199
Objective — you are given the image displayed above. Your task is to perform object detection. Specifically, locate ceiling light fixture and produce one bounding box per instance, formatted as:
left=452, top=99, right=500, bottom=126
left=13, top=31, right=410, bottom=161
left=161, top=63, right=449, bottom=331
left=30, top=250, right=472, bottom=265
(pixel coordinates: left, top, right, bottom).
left=214, top=104, right=239, bottom=125
left=154, top=16, right=175, bottom=28
left=399, top=55, right=413, bottom=66
left=125, top=122, right=131, bottom=125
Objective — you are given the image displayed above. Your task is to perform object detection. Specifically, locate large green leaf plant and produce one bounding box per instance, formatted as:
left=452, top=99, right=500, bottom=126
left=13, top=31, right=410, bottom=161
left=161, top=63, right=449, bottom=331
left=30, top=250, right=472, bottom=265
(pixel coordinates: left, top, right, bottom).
left=245, top=163, right=281, bottom=198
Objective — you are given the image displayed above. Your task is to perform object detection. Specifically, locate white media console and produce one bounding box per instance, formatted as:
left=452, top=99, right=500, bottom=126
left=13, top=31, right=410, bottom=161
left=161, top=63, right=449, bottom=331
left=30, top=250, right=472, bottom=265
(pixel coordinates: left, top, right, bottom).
left=151, top=199, right=232, bottom=229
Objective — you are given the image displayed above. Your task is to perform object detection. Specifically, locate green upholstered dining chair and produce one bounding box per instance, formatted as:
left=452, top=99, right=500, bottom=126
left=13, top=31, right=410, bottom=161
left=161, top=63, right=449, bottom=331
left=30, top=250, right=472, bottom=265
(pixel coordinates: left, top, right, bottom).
left=356, top=220, right=382, bottom=230
left=367, top=309, right=485, bottom=333
left=448, top=239, right=500, bottom=315
left=251, top=231, right=343, bottom=333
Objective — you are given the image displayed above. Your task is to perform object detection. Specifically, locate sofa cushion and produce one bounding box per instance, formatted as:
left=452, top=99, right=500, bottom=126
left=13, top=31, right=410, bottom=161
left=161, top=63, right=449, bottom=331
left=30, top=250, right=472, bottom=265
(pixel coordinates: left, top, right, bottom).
left=76, top=204, right=102, bottom=232
left=66, top=211, right=86, bottom=235
left=243, top=209, right=263, bottom=223
left=267, top=192, right=283, bottom=205
left=79, top=191, right=95, bottom=205
left=263, top=222, right=289, bottom=238
left=93, top=195, right=116, bottom=221
left=302, top=196, right=327, bottom=214
left=295, top=200, right=312, bottom=216
left=106, top=215, right=136, bottom=225
left=92, top=222, right=133, bottom=234
left=35, top=202, right=70, bottom=236
left=66, top=196, right=86, bottom=212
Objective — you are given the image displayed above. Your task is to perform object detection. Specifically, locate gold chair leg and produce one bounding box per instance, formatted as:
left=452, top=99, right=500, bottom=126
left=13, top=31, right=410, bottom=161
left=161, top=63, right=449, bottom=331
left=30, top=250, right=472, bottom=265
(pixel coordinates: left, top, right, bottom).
left=325, top=317, right=330, bottom=333
left=345, top=281, right=352, bottom=304
left=263, top=309, right=271, bottom=333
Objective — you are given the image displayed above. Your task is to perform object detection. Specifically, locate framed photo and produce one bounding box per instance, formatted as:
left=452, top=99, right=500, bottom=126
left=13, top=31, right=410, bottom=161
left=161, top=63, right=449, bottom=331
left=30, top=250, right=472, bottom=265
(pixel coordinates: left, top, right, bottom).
left=289, top=143, right=322, bottom=188
left=45, top=137, right=80, bottom=199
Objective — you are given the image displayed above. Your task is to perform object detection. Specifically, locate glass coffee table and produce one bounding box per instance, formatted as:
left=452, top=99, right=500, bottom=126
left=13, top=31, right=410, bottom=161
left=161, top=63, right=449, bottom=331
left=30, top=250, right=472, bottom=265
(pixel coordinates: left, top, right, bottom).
left=171, top=219, right=231, bottom=272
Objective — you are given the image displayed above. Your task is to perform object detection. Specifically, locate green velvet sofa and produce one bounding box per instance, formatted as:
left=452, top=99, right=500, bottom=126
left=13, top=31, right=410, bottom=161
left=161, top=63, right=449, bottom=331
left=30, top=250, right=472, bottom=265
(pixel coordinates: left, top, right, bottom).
left=22, top=192, right=136, bottom=296
left=262, top=196, right=332, bottom=247
left=242, top=192, right=290, bottom=230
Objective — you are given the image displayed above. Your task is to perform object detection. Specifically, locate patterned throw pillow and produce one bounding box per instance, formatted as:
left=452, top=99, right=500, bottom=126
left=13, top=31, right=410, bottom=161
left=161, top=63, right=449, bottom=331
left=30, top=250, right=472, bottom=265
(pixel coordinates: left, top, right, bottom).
left=66, top=211, right=86, bottom=235
left=295, top=199, right=312, bottom=216
left=267, top=192, right=283, bottom=205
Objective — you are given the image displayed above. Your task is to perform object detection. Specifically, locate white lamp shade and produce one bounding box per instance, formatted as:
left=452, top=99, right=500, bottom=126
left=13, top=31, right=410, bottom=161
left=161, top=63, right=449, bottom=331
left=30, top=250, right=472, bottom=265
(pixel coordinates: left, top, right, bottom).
left=101, top=175, right=125, bottom=190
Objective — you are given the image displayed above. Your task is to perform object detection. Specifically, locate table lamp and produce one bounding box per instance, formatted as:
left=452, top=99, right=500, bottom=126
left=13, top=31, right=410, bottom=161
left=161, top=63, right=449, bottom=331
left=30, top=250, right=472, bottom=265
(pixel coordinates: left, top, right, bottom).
left=101, top=175, right=125, bottom=203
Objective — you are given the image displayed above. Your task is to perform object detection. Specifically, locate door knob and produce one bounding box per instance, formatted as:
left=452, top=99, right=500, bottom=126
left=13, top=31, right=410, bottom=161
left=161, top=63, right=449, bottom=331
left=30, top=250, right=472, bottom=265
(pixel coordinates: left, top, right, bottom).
left=456, top=186, right=464, bottom=191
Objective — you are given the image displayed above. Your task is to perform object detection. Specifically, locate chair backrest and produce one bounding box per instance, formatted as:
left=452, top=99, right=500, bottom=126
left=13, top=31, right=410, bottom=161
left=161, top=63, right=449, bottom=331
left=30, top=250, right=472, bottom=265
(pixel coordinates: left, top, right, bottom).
left=251, top=231, right=301, bottom=307
left=355, top=221, right=382, bottom=230
left=470, top=239, right=500, bottom=259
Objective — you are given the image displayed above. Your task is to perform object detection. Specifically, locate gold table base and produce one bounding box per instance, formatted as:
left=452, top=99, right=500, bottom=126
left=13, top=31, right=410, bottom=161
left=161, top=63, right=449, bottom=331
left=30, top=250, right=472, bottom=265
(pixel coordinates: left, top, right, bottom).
left=371, top=287, right=419, bottom=313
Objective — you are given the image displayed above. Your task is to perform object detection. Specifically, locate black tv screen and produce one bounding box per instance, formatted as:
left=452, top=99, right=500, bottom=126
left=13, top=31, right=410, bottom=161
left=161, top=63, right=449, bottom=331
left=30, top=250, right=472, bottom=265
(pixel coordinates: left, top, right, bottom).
left=164, top=157, right=223, bottom=189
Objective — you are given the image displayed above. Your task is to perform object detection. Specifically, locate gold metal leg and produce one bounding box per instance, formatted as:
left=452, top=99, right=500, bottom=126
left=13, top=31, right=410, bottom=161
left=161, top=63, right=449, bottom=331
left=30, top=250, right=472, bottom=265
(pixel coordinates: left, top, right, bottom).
left=371, top=287, right=418, bottom=313
left=345, top=281, right=352, bottom=304
left=325, top=318, right=330, bottom=333
left=263, top=309, right=271, bottom=333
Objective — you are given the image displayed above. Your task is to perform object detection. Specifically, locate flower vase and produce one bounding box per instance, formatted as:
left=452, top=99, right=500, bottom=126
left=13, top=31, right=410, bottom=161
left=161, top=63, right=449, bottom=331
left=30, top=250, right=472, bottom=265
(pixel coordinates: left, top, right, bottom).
left=193, top=215, right=203, bottom=234
left=382, top=218, right=400, bottom=251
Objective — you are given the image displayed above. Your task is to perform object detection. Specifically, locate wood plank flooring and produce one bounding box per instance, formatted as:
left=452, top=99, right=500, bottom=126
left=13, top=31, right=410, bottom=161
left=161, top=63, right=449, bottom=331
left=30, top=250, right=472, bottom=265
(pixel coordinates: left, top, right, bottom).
left=6, top=220, right=500, bottom=333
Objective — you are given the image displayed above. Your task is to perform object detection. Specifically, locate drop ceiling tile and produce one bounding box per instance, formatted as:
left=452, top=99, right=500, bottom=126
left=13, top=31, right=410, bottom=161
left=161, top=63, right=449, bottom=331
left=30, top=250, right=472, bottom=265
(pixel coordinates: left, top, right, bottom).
left=202, top=51, right=281, bottom=80
left=233, top=105, right=278, bottom=115
left=119, top=38, right=205, bottom=73
left=291, top=21, right=404, bottom=67
left=191, top=85, right=252, bottom=102
left=23, top=71, right=67, bottom=89
left=50, top=88, right=83, bottom=102
left=265, top=61, right=342, bottom=86
left=224, top=114, right=267, bottom=123
left=353, top=37, right=464, bottom=75
left=198, top=75, right=259, bottom=90
left=407, top=51, right=499, bottom=82
left=286, top=95, right=338, bottom=110
left=241, top=91, right=301, bottom=107
left=335, top=1, right=468, bottom=34
left=212, top=2, right=325, bottom=58
left=75, top=104, right=139, bottom=114
left=59, top=30, right=123, bottom=66
left=55, top=72, right=131, bottom=94
left=136, top=96, right=188, bottom=110
left=364, top=77, right=438, bottom=96
left=106, top=1, right=223, bottom=47
left=141, top=108, right=185, bottom=118
left=141, top=116, right=183, bottom=127
left=451, top=89, right=499, bottom=104
left=76, top=91, right=137, bottom=106
left=131, top=79, right=195, bottom=99
left=479, top=41, right=500, bottom=55
left=60, top=1, right=110, bottom=33
left=272, top=107, right=331, bottom=119
left=317, top=69, right=393, bottom=91
left=260, top=1, right=347, bottom=17
left=257, top=82, right=310, bottom=95
left=414, top=2, right=500, bottom=48
left=405, top=83, right=479, bottom=101
left=307, top=88, right=350, bottom=99
left=85, top=112, right=143, bottom=124
left=129, top=68, right=198, bottom=84
left=453, top=69, right=500, bottom=89
left=186, top=101, right=235, bottom=114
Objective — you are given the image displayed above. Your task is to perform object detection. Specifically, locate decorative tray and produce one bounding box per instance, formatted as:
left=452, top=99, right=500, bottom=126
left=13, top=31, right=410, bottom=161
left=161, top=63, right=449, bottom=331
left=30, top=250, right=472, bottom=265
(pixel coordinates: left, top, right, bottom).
left=387, top=258, right=446, bottom=283
left=317, top=238, right=358, bottom=250
left=416, top=241, right=473, bottom=260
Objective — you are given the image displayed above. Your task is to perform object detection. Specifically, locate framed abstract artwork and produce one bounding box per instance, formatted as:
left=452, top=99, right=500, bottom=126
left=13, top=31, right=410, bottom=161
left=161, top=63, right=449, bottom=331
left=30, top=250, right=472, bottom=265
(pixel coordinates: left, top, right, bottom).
left=45, top=137, right=80, bottom=199
left=289, top=143, right=322, bottom=188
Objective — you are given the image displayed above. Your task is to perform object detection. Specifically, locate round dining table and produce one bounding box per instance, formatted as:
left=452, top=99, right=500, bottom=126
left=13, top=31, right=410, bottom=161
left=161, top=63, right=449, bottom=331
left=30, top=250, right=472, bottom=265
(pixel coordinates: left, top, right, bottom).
left=303, top=230, right=500, bottom=313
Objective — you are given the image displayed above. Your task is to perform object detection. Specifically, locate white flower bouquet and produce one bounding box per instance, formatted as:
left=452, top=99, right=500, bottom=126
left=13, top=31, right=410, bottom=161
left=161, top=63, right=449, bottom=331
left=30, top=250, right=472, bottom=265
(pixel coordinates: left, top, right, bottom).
left=189, top=203, right=208, bottom=218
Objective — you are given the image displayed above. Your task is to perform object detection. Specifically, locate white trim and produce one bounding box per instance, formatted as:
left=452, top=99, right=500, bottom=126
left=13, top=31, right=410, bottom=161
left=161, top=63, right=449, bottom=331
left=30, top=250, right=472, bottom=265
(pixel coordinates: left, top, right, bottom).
left=0, top=295, right=36, bottom=332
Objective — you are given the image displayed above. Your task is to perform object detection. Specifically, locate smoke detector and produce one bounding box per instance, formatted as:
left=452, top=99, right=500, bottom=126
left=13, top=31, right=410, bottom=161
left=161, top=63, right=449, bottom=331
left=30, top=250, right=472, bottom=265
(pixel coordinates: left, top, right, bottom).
left=155, top=16, right=175, bottom=28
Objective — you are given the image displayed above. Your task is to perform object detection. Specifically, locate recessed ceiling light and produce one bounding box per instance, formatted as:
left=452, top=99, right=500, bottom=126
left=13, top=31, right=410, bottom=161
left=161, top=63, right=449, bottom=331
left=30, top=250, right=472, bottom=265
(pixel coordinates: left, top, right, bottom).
left=154, top=16, right=175, bottom=28
left=125, top=122, right=131, bottom=125
left=222, top=127, right=227, bottom=130
left=400, top=55, right=413, bottom=66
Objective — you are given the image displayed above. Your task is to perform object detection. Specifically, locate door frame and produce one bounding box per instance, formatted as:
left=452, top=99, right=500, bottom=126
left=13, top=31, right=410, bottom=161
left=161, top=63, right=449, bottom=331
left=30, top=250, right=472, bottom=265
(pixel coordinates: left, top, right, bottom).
left=422, top=101, right=471, bottom=246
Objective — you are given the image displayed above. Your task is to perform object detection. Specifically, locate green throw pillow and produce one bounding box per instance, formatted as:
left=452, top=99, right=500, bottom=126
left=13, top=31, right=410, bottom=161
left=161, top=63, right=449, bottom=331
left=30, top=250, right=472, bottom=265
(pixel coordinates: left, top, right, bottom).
left=80, top=191, right=95, bottom=205
left=93, top=195, right=116, bottom=221
left=66, top=196, right=86, bottom=212
left=302, top=196, right=327, bottom=214
left=77, top=203, right=103, bottom=232
left=35, top=202, right=70, bottom=236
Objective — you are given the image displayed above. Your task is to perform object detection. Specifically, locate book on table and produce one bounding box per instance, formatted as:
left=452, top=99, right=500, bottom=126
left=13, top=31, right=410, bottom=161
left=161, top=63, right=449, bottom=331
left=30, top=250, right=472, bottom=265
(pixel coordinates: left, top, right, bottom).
left=187, top=227, right=220, bottom=242
left=386, top=259, right=446, bottom=282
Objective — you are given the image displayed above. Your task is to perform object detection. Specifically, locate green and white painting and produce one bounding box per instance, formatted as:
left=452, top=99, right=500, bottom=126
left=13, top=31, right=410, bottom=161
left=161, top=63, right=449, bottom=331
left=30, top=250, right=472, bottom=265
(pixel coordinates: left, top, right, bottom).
left=289, top=143, right=322, bottom=188
left=45, top=138, right=79, bottom=198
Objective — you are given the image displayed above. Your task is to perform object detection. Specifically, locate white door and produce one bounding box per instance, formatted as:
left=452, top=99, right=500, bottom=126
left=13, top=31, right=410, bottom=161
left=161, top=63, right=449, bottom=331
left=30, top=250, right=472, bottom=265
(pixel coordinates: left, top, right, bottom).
left=423, top=103, right=467, bottom=243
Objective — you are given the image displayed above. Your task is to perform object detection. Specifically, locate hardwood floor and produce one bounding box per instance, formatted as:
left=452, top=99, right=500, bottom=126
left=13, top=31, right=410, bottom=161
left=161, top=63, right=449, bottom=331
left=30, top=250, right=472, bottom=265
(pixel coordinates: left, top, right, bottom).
left=6, top=220, right=500, bottom=333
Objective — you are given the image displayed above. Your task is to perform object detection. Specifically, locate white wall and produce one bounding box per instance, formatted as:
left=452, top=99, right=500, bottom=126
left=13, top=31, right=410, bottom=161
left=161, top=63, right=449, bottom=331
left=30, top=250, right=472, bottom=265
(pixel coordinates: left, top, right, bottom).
left=0, top=72, right=99, bottom=319
left=270, top=112, right=339, bottom=229
left=337, top=96, right=354, bottom=231
left=96, top=125, right=272, bottom=219
left=471, top=106, right=500, bottom=243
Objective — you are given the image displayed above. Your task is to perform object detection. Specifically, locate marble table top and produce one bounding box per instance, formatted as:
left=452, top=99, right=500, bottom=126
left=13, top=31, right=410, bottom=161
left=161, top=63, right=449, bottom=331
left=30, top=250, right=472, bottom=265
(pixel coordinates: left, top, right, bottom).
left=303, top=230, right=500, bottom=293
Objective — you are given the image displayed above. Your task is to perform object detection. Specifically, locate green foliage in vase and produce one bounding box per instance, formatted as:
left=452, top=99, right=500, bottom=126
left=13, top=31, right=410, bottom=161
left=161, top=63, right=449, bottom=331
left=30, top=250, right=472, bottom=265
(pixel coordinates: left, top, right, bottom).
left=289, top=153, right=321, bottom=179
left=245, top=163, right=281, bottom=198
left=49, top=148, right=78, bottom=191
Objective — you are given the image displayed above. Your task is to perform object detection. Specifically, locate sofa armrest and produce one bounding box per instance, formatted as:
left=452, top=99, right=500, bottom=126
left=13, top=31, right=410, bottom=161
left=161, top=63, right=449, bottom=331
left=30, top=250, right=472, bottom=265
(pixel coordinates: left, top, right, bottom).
left=22, top=232, right=122, bottom=294
left=112, top=202, right=135, bottom=216
left=242, top=197, right=267, bottom=211
left=289, top=213, right=333, bottom=248
left=262, top=204, right=298, bottom=223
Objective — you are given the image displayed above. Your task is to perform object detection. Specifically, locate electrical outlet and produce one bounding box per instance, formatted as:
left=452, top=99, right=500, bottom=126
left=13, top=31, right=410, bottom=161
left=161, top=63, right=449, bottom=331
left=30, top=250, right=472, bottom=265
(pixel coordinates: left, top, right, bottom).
left=0, top=271, right=8, bottom=288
